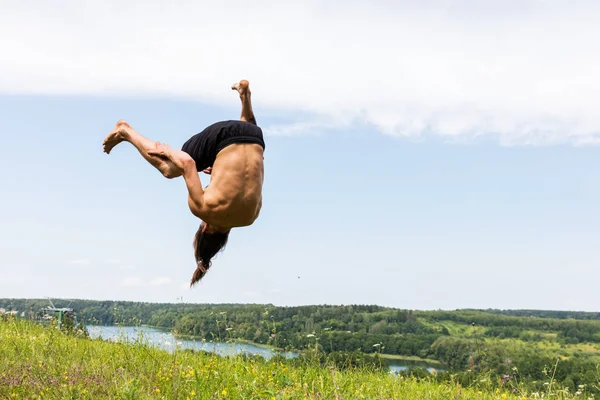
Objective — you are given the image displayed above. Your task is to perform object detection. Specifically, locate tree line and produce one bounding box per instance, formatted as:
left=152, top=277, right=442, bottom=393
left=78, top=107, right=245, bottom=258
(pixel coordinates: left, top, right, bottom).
left=2, top=298, right=599, bottom=394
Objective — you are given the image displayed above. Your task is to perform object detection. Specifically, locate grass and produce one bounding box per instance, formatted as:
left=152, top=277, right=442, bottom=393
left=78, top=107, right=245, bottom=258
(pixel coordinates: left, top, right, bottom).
left=0, top=318, right=589, bottom=400
left=234, top=338, right=285, bottom=351
left=426, top=318, right=600, bottom=364
left=484, top=337, right=600, bottom=364
left=378, top=353, right=444, bottom=366
left=432, top=320, right=488, bottom=337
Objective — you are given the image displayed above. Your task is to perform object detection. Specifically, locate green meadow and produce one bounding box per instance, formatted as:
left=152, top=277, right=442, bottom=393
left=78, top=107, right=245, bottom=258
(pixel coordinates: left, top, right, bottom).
left=0, top=317, right=593, bottom=400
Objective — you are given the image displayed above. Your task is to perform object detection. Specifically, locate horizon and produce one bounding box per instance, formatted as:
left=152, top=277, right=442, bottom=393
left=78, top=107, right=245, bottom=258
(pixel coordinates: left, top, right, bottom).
left=2, top=1, right=600, bottom=312
left=2, top=297, right=600, bottom=314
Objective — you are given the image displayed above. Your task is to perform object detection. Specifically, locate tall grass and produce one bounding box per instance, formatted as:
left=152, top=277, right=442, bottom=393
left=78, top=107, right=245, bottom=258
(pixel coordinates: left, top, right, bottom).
left=0, top=318, right=589, bottom=399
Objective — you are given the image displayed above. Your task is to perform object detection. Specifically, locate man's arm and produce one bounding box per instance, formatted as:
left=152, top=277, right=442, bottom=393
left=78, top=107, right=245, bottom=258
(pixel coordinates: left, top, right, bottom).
left=147, top=143, right=208, bottom=218
left=182, top=158, right=207, bottom=218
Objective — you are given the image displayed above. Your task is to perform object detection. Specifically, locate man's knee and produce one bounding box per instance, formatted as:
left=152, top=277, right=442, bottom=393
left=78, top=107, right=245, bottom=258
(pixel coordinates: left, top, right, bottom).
left=162, top=170, right=175, bottom=179
left=161, top=164, right=182, bottom=179
left=161, top=168, right=177, bottom=179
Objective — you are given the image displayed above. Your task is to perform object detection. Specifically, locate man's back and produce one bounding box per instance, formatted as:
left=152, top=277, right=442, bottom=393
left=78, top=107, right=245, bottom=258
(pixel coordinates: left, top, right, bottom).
left=203, top=142, right=264, bottom=228
left=179, top=118, right=266, bottom=228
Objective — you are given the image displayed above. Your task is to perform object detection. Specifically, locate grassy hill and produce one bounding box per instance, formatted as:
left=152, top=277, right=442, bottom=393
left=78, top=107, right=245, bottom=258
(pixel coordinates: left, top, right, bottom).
left=0, top=317, right=590, bottom=399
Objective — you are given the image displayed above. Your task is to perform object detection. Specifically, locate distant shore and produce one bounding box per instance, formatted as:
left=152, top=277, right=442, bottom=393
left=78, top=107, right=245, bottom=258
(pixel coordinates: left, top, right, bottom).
left=140, top=325, right=443, bottom=366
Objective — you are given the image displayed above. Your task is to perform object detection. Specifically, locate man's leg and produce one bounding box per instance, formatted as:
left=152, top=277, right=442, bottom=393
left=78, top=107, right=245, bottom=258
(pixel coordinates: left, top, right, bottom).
left=232, top=80, right=257, bottom=125
left=102, top=120, right=183, bottom=178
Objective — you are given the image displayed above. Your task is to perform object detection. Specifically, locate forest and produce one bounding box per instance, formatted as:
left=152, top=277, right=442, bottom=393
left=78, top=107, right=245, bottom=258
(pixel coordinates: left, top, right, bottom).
left=2, top=298, right=599, bottom=394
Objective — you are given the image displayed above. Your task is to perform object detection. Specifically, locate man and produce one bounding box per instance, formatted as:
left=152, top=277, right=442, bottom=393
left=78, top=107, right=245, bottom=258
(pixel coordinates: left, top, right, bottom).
left=102, top=80, right=265, bottom=286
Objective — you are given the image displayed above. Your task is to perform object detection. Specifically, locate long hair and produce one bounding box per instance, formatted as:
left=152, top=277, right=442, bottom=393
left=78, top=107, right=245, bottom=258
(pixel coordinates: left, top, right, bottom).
left=191, top=222, right=230, bottom=286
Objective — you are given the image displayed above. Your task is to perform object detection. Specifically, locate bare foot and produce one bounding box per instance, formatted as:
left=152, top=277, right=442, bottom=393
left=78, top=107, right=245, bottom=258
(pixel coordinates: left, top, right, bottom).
left=231, top=79, right=250, bottom=96
left=103, top=120, right=131, bottom=154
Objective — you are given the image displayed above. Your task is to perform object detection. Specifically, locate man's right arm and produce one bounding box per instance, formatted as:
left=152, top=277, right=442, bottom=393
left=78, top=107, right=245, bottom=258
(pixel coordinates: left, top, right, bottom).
left=147, top=143, right=209, bottom=218
left=181, top=158, right=207, bottom=218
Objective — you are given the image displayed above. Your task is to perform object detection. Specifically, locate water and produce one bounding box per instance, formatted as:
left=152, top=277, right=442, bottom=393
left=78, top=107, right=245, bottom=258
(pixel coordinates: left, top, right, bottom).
left=86, top=325, right=441, bottom=373
left=388, top=363, right=440, bottom=374
left=87, top=325, right=297, bottom=360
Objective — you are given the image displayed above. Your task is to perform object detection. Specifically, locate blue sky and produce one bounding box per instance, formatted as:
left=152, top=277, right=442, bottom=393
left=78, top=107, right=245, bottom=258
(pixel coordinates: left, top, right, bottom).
left=1, top=1, right=599, bottom=311
left=2, top=94, right=599, bottom=311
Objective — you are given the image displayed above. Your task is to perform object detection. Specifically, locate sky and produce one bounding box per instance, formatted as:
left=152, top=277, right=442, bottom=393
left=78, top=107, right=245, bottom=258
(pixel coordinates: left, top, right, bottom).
left=1, top=1, right=599, bottom=311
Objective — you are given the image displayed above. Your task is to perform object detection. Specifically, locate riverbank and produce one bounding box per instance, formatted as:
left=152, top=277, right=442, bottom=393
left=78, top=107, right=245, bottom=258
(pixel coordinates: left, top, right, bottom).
left=88, top=325, right=447, bottom=374
left=141, top=325, right=445, bottom=367
left=145, top=327, right=290, bottom=353
left=234, top=338, right=285, bottom=351
left=378, top=353, right=444, bottom=367
left=1, top=319, right=564, bottom=399
left=174, top=332, right=445, bottom=368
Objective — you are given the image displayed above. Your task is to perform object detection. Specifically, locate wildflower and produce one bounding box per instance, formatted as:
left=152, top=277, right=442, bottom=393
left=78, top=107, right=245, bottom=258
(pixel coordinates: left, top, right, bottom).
left=501, top=394, right=507, bottom=399
left=191, top=390, right=196, bottom=396
left=82, top=389, right=87, bottom=394
left=222, top=389, right=227, bottom=396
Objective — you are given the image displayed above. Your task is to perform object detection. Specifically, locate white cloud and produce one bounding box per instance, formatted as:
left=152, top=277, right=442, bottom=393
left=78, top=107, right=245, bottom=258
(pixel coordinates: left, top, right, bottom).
left=103, top=259, right=122, bottom=265
left=120, top=277, right=144, bottom=287
left=1, top=1, right=600, bottom=145
left=1, top=273, right=28, bottom=284
left=265, top=120, right=346, bottom=137
left=70, top=259, right=90, bottom=266
left=149, top=277, right=171, bottom=286
left=120, top=276, right=171, bottom=287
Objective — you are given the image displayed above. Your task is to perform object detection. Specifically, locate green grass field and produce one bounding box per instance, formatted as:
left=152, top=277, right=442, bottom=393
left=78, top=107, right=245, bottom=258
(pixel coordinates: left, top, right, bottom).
left=1, top=318, right=590, bottom=400
left=431, top=320, right=488, bottom=337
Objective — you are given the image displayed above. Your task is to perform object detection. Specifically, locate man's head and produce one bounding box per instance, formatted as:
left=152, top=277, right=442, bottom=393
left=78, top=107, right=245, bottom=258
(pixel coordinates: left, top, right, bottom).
left=190, top=222, right=230, bottom=286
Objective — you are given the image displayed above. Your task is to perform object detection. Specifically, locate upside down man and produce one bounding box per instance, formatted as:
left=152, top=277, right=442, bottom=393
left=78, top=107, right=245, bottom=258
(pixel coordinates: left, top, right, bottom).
left=102, top=80, right=265, bottom=286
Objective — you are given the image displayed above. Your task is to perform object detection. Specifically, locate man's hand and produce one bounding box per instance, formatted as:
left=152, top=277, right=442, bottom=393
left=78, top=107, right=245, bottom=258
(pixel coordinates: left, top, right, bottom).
left=148, top=143, right=192, bottom=171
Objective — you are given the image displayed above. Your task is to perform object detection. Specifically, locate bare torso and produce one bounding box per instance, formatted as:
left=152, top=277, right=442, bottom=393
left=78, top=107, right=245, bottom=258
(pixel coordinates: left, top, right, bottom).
left=199, top=143, right=264, bottom=228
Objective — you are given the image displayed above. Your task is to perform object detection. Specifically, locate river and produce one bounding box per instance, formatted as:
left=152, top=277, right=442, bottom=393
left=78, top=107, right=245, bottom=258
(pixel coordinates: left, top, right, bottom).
left=87, top=325, right=440, bottom=374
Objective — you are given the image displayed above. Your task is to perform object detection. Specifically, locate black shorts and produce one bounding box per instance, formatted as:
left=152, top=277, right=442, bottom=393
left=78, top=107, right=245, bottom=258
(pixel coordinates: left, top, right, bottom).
left=181, top=120, right=265, bottom=171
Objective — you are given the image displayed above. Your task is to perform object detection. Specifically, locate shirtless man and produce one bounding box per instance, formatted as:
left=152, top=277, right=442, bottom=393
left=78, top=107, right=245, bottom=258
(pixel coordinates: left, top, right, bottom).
left=102, top=80, right=265, bottom=286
